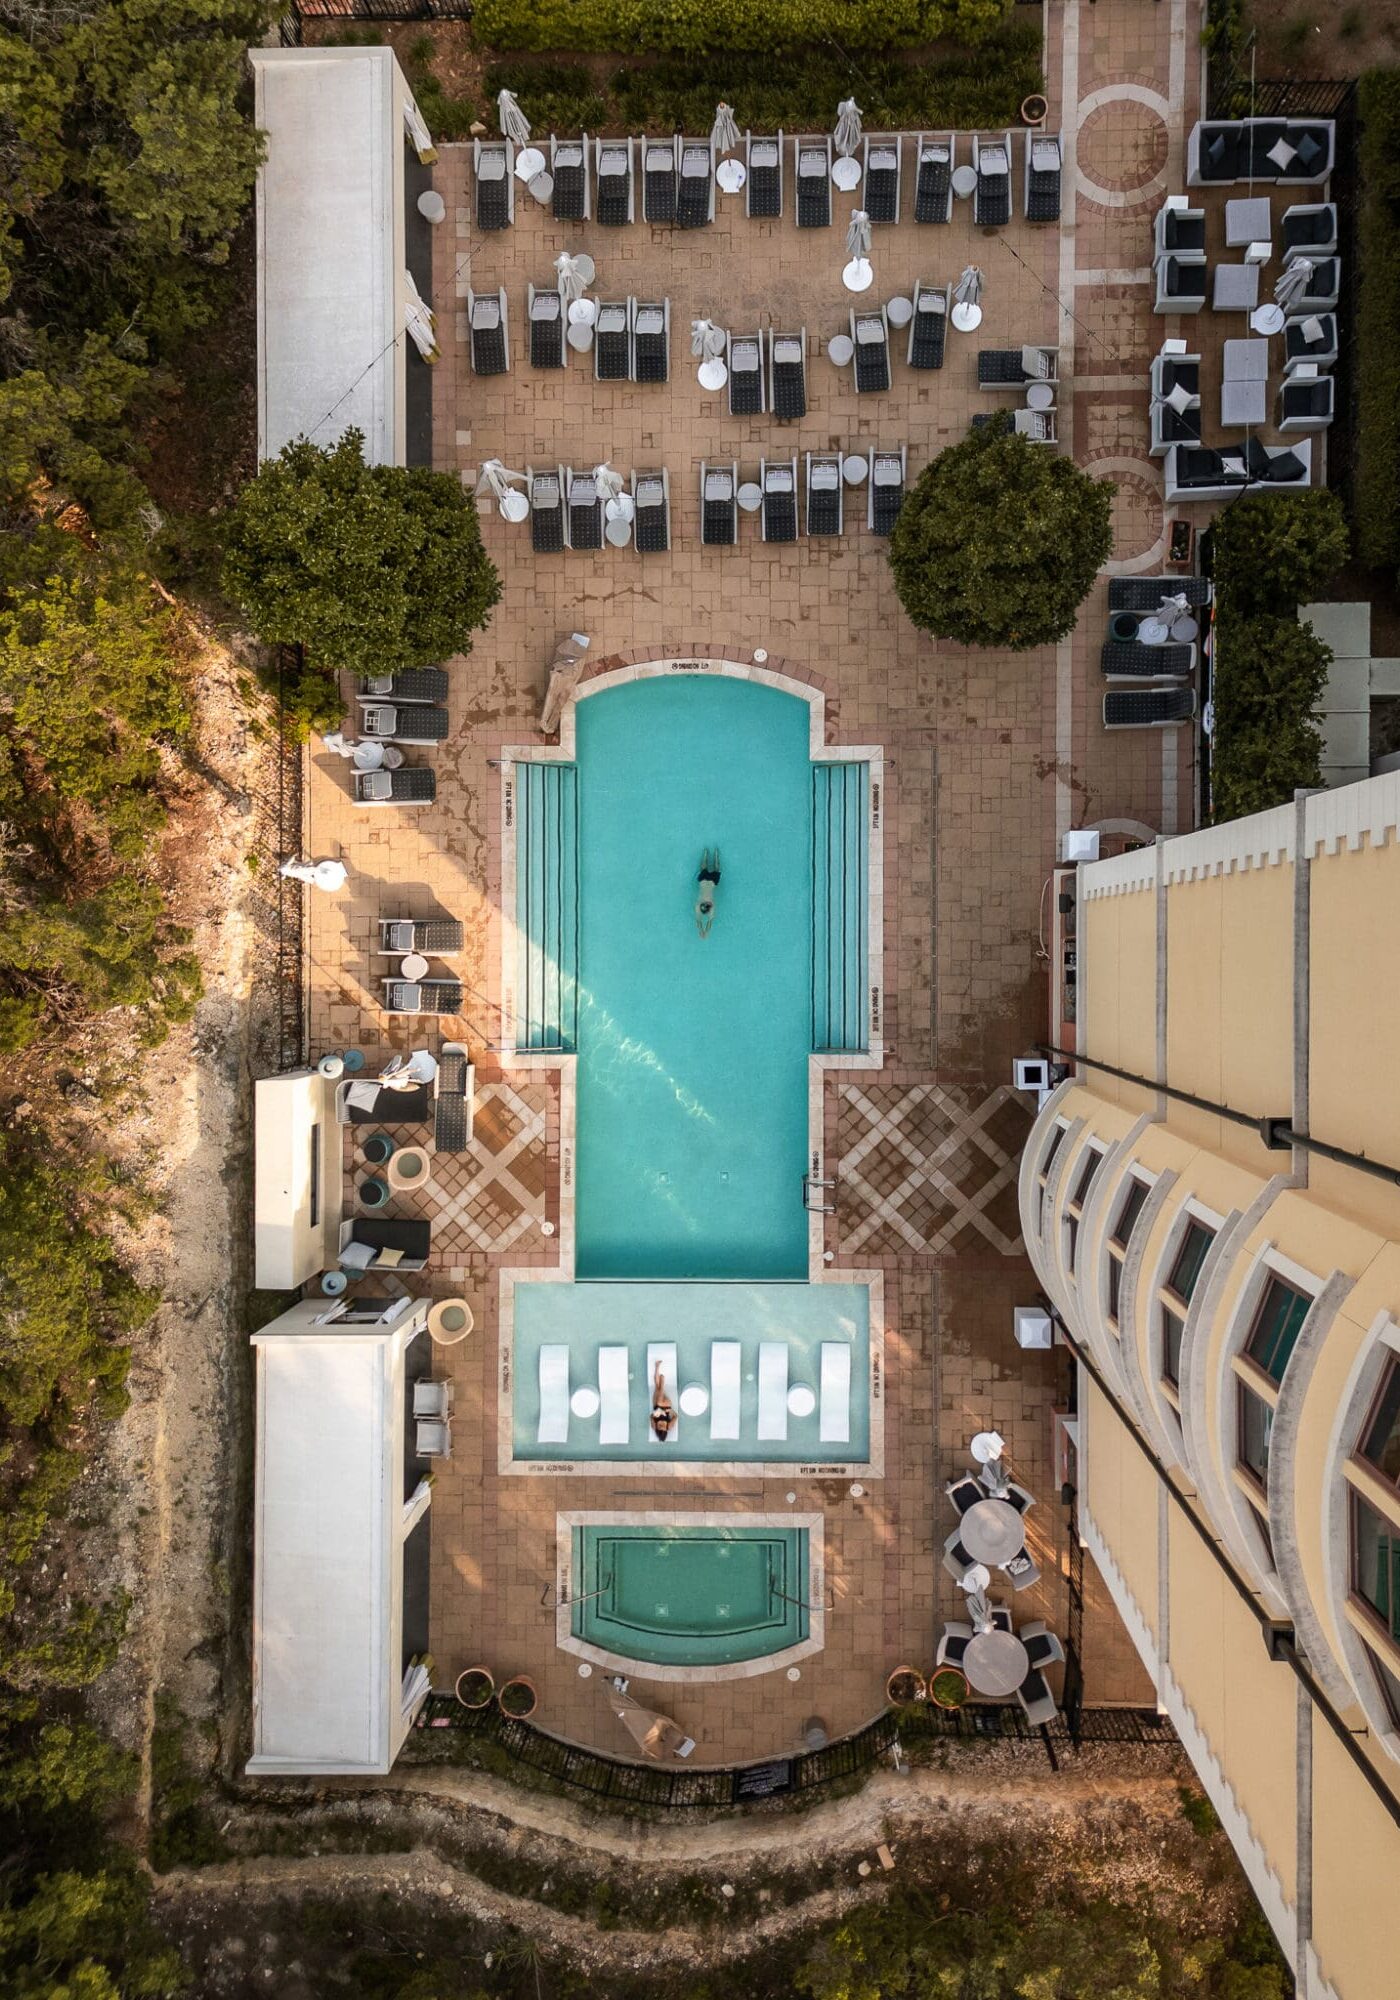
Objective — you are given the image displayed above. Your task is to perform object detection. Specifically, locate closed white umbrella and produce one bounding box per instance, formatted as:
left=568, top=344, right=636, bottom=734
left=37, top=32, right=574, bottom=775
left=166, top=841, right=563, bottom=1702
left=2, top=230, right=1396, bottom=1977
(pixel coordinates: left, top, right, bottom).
left=690, top=317, right=726, bottom=361
left=711, top=102, right=741, bottom=153
left=474, top=458, right=525, bottom=502
left=834, top=98, right=863, bottom=157
left=1274, top=258, right=1313, bottom=311
left=593, top=463, right=625, bottom=505
left=842, top=210, right=873, bottom=292
left=845, top=210, right=872, bottom=260
left=1156, top=591, right=1191, bottom=620
left=403, top=270, right=438, bottom=362
left=497, top=89, right=531, bottom=146
left=555, top=251, right=591, bottom=307
left=954, top=265, right=984, bottom=307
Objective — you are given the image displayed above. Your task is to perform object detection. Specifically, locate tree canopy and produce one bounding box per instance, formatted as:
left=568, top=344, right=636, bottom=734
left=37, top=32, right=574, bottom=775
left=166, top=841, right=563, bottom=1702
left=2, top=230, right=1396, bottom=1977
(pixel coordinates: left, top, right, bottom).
left=1210, top=488, right=1350, bottom=615
left=221, top=430, right=502, bottom=718
left=887, top=420, right=1115, bottom=649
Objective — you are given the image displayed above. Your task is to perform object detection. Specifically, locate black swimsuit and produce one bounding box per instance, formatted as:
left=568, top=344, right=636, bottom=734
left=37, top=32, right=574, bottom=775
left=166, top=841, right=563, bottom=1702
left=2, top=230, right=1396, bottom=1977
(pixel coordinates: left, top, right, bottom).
left=698, top=869, right=720, bottom=886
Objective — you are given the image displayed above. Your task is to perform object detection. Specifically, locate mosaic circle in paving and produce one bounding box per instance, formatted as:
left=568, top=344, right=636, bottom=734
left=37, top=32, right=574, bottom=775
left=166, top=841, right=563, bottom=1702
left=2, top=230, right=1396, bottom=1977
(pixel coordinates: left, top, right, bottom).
left=1078, top=98, right=1169, bottom=195
left=1106, top=468, right=1165, bottom=566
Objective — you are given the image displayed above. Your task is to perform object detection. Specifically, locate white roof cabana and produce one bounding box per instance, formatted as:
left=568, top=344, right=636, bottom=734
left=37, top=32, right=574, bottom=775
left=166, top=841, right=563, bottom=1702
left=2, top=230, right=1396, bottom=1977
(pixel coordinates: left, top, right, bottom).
left=249, top=1294, right=432, bottom=1776
left=254, top=1070, right=338, bottom=1290
left=249, top=46, right=434, bottom=465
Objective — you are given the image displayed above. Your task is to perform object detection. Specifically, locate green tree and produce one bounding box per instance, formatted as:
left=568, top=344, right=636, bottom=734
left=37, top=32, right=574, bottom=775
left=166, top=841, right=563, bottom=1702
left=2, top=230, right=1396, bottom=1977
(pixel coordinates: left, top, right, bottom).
left=1211, top=610, right=1331, bottom=824
left=887, top=420, right=1114, bottom=649
left=222, top=429, right=502, bottom=691
left=1212, top=489, right=1350, bottom=614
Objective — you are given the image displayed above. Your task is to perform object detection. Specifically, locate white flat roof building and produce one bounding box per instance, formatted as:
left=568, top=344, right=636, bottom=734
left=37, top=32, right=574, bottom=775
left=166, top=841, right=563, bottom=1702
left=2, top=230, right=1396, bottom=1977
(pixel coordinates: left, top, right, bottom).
left=249, top=46, right=434, bottom=465
left=249, top=1295, right=432, bottom=1775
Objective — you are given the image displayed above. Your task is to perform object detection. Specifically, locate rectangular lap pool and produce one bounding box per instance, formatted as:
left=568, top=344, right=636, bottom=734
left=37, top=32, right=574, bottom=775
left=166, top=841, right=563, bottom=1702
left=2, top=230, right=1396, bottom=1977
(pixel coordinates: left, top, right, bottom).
left=569, top=1522, right=810, bottom=1669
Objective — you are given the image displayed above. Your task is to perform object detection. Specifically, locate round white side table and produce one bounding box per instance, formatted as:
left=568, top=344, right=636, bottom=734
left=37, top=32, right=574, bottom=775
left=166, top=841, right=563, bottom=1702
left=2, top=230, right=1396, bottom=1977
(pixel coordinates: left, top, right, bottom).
left=842, top=455, right=869, bottom=485
left=571, top=1386, right=601, bottom=1419
left=679, top=1384, right=709, bottom=1418
left=399, top=951, right=430, bottom=982
left=826, top=333, right=855, bottom=368
left=886, top=296, right=914, bottom=328
left=737, top=482, right=763, bottom=512
left=787, top=1384, right=817, bottom=1418
left=1027, top=381, right=1056, bottom=411
left=952, top=164, right=978, bottom=199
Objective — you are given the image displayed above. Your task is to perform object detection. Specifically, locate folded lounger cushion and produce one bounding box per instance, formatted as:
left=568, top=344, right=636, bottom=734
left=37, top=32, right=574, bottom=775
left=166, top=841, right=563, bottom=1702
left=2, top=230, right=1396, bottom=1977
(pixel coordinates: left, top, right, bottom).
left=710, top=1340, right=742, bottom=1440
left=598, top=1345, right=630, bottom=1445
left=538, top=1344, right=570, bottom=1444
left=819, top=1342, right=852, bottom=1443
left=757, top=1341, right=789, bottom=1441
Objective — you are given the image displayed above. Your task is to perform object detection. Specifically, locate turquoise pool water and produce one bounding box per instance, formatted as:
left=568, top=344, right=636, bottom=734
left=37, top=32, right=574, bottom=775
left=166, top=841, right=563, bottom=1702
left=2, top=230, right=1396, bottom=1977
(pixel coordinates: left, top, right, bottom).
left=513, top=1280, right=870, bottom=1463
left=574, top=677, right=812, bottom=1280
left=571, top=1524, right=809, bottom=1667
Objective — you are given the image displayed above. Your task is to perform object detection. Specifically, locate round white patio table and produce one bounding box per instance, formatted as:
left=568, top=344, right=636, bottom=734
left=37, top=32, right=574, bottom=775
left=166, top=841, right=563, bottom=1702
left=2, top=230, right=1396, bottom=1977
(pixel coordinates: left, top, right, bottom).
left=826, top=333, right=855, bottom=368
left=570, top=1386, right=601, bottom=1420
left=606, top=494, right=636, bottom=522
left=787, top=1383, right=817, bottom=1418
left=527, top=171, right=554, bottom=206
left=353, top=741, right=385, bottom=772
left=952, top=164, right=978, bottom=199
left=679, top=1384, right=709, bottom=1418
left=960, top=1497, right=1026, bottom=1567
left=514, top=146, right=546, bottom=183
left=1138, top=617, right=1170, bottom=646
left=963, top=1629, right=1029, bottom=1698
left=1251, top=302, right=1287, bottom=336
left=566, top=321, right=594, bottom=353
left=737, top=481, right=763, bottom=512
left=1026, top=381, right=1056, bottom=411
left=572, top=253, right=597, bottom=286
left=716, top=158, right=746, bottom=195
left=970, top=1430, right=1005, bottom=1464
left=698, top=357, right=728, bottom=391
left=1171, top=615, right=1200, bottom=644
left=403, top=1050, right=438, bottom=1086
left=604, top=516, right=631, bottom=547
left=568, top=297, right=597, bottom=326
left=399, top=951, right=430, bottom=982
left=417, top=190, right=446, bottom=224
left=842, top=257, right=874, bottom=293
left=500, top=489, right=530, bottom=523
left=886, top=295, right=914, bottom=328
left=951, top=300, right=983, bottom=333
left=842, top=455, right=868, bottom=485
left=832, top=155, right=862, bottom=191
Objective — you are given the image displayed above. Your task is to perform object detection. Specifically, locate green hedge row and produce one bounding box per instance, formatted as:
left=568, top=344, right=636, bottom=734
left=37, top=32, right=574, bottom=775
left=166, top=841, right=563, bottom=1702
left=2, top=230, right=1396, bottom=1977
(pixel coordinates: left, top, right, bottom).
left=473, top=0, right=1009, bottom=57
left=446, top=35, right=1044, bottom=142
left=1356, top=68, right=1400, bottom=569
left=1210, top=610, right=1330, bottom=823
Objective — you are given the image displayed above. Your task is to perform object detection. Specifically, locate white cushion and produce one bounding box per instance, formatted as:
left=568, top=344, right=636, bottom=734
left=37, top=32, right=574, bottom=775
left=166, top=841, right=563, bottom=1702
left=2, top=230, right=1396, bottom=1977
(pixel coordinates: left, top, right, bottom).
left=340, top=1239, right=376, bottom=1271
left=1166, top=382, right=1194, bottom=415
left=1268, top=139, right=1298, bottom=170
left=1302, top=315, right=1326, bottom=343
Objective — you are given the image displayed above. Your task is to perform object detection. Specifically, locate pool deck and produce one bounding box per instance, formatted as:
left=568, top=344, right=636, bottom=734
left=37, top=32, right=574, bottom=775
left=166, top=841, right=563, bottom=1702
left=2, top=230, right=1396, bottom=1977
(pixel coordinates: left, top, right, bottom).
left=302, top=0, right=1217, bottom=1760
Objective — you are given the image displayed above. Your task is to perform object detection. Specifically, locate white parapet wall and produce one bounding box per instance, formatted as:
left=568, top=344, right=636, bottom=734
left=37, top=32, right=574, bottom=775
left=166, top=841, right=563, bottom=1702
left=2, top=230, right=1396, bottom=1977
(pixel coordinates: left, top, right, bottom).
left=254, top=1069, right=339, bottom=1290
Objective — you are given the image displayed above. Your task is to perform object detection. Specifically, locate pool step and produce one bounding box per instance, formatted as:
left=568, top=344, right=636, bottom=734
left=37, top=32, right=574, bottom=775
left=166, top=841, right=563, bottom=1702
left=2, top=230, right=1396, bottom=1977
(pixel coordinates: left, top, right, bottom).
left=811, top=762, right=869, bottom=1054
left=515, top=761, right=579, bottom=1052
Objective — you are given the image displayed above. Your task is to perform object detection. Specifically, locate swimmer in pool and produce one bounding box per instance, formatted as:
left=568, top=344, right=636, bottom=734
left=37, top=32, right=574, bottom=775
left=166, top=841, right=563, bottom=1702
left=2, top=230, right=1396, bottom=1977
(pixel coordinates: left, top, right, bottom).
left=651, top=1364, right=676, bottom=1442
left=695, top=848, right=721, bottom=937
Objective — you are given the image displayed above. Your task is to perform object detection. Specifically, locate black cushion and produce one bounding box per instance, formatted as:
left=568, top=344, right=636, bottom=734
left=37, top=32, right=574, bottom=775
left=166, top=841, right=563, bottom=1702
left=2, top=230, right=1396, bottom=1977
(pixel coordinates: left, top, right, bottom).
left=1267, top=449, right=1307, bottom=482
left=1296, top=132, right=1322, bottom=168
left=351, top=1217, right=431, bottom=1258
left=1246, top=435, right=1272, bottom=480
left=1206, top=134, right=1227, bottom=166
left=345, top=1084, right=431, bottom=1124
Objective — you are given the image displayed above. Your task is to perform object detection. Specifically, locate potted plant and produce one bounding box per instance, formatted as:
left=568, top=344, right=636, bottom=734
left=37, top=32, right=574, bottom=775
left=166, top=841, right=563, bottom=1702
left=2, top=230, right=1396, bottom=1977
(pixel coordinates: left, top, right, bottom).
left=930, top=1666, right=968, bottom=1710
left=498, top=1675, right=538, bottom=1720
left=886, top=1666, right=926, bottom=1706
left=455, top=1667, right=494, bottom=1710
left=1020, top=93, right=1049, bottom=127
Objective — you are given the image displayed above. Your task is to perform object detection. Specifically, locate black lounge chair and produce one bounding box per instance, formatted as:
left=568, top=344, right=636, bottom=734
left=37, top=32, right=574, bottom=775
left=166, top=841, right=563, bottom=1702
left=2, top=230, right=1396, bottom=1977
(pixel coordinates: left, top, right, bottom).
left=796, top=139, right=831, bottom=228
left=352, top=767, right=436, bottom=805
left=358, top=669, right=449, bottom=705
left=852, top=310, right=891, bottom=394
left=473, top=141, right=511, bottom=231
left=468, top=290, right=508, bottom=376
left=339, top=1081, right=430, bottom=1125
left=908, top=284, right=947, bottom=370
left=382, top=977, right=462, bottom=1016
left=643, top=138, right=677, bottom=223
left=728, top=332, right=765, bottom=416
left=340, top=1216, right=431, bottom=1273
left=565, top=470, right=603, bottom=551
left=770, top=332, right=806, bottom=420
left=1100, top=642, right=1194, bottom=681
left=978, top=347, right=1056, bottom=389
left=974, top=134, right=1012, bottom=226
left=529, top=469, right=565, bottom=552
left=677, top=141, right=713, bottom=228
left=357, top=700, right=450, bottom=744
left=593, top=301, right=630, bottom=382
left=1103, top=688, right=1197, bottom=729
left=761, top=458, right=798, bottom=544
left=805, top=454, right=842, bottom=537
left=551, top=138, right=588, bottom=222
left=595, top=139, right=631, bottom=225
left=1108, top=577, right=1211, bottom=611
left=632, top=301, right=669, bottom=383
left=434, top=1042, right=473, bottom=1153
left=868, top=449, right=905, bottom=536
left=914, top=137, right=952, bottom=223
left=746, top=134, right=782, bottom=219
left=864, top=137, right=900, bottom=224
left=528, top=287, right=565, bottom=369
left=701, top=462, right=737, bottom=546
left=379, top=918, right=463, bottom=956
left=632, top=471, right=670, bottom=553
left=1025, top=134, right=1062, bottom=224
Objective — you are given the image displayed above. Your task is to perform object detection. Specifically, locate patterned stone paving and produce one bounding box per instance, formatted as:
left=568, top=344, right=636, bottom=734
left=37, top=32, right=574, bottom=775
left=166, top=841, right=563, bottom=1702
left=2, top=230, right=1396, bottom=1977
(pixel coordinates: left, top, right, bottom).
left=421, top=1082, right=549, bottom=1258
left=835, top=1083, right=1032, bottom=1260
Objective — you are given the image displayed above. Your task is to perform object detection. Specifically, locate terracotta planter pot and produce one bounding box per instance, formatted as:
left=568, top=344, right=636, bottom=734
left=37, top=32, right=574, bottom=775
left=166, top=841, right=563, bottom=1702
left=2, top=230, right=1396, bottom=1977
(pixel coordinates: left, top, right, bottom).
left=930, top=1666, right=969, bottom=1710
left=886, top=1666, right=926, bottom=1706
left=455, top=1667, right=494, bottom=1710
left=498, top=1674, right=538, bottom=1720
left=1020, top=94, right=1049, bottom=128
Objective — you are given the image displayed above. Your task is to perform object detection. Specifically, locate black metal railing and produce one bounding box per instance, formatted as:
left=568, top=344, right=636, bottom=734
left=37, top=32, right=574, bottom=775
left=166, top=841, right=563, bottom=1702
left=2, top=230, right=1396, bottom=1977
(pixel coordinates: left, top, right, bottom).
left=293, top=0, right=477, bottom=17
left=244, top=647, right=307, bottom=1071
left=410, top=1694, right=1180, bottom=1807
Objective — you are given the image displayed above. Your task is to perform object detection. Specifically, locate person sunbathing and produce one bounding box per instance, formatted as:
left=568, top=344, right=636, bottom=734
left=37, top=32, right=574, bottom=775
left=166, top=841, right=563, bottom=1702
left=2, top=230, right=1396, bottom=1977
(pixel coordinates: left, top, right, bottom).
left=694, top=848, right=721, bottom=937
left=651, top=1364, right=676, bottom=1442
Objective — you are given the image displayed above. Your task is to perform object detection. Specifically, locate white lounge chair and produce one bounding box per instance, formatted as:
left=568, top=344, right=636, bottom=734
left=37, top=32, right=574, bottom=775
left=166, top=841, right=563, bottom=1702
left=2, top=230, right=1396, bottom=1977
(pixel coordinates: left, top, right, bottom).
left=710, top=1341, right=741, bottom=1440
left=819, top=1343, right=852, bottom=1443
left=599, top=1345, right=630, bottom=1445
left=538, top=1345, right=570, bottom=1445
left=757, top=1342, right=789, bottom=1441
left=646, top=1342, right=679, bottom=1441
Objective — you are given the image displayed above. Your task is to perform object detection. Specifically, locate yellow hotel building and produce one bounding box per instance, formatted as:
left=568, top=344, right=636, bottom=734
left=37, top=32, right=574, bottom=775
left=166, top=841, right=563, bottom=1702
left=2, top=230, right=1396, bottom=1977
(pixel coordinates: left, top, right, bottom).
left=1019, top=773, right=1400, bottom=2000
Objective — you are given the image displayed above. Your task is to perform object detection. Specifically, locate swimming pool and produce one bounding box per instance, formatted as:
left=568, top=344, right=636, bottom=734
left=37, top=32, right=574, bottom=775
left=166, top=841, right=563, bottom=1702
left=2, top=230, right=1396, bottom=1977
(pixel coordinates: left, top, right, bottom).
left=573, top=677, right=813, bottom=1279
left=567, top=1522, right=811, bottom=1670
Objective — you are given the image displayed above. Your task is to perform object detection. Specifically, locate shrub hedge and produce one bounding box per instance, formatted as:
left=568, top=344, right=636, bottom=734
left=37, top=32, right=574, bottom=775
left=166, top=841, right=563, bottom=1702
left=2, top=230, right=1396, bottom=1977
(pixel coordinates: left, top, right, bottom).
left=1210, top=610, right=1331, bottom=823
left=1211, top=489, right=1350, bottom=616
left=1356, top=67, right=1400, bottom=569
left=474, top=0, right=1009, bottom=57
